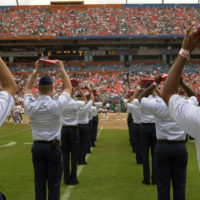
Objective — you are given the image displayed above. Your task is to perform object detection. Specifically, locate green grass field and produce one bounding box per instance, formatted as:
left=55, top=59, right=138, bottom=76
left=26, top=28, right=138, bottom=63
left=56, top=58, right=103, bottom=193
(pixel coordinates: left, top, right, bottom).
left=0, top=123, right=200, bottom=200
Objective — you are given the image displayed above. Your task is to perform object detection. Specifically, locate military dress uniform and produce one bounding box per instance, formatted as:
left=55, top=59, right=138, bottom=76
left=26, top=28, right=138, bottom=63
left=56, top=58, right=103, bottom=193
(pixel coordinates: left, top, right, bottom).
left=137, top=95, right=156, bottom=184
left=24, top=88, right=71, bottom=200
left=124, top=98, right=135, bottom=150
left=142, top=96, right=188, bottom=200
left=91, top=102, right=102, bottom=146
left=127, top=99, right=142, bottom=164
left=61, top=99, right=85, bottom=185
left=169, top=94, right=200, bottom=168
left=77, top=100, right=93, bottom=164
left=0, top=91, right=14, bottom=126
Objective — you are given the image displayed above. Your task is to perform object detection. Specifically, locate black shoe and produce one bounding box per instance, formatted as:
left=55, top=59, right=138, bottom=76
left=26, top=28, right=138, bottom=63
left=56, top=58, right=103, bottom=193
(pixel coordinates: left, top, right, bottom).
left=64, top=180, right=71, bottom=185
left=78, top=161, right=87, bottom=165
left=142, top=180, right=150, bottom=185
left=70, top=179, right=79, bottom=185
left=152, top=181, right=157, bottom=185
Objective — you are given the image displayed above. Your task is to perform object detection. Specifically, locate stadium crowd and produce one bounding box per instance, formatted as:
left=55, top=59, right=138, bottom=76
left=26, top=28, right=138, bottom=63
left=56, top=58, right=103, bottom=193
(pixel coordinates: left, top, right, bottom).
left=1, top=6, right=200, bottom=37
left=7, top=62, right=200, bottom=104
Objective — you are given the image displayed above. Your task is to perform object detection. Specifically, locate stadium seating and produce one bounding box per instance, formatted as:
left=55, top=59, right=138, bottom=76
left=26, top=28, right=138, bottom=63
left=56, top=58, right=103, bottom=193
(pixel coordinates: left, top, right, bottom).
left=1, top=5, right=200, bottom=38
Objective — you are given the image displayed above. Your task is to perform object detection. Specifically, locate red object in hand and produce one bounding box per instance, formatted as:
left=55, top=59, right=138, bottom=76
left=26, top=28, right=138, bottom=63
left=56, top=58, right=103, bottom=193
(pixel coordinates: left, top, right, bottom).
left=39, top=59, right=58, bottom=64
left=179, top=90, right=185, bottom=95
left=71, top=79, right=79, bottom=87
left=141, top=78, right=154, bottom=88
left=194, top=27, right=200, bottom=39
left=92, top=90, right=97, bottom=95
left=161, top=74, right=168, bottom=81
left=129, top=89, right=135, bottom=94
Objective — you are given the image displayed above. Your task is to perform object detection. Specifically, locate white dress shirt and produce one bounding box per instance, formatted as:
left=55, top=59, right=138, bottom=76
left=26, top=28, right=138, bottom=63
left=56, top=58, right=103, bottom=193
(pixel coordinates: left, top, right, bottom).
left=127, top=99, right=141, bottom=124
left=124, top=99, right=131, bottom=114
left=62, top=100, right=85, bottom=126
left=78, top=100, right=93, bottom=124
left=141, top=96, right=186, bottom=141
left=0, top=91, right=14, bottom=126
left=93, top=102, right=103, bottom=117
left=24, top=92, right=70, bottom=141
left=169, top=94, right=200, bottom=168
left=139, top=95, right=155, bottom=123
left=88, top=106, right=94, bottom=121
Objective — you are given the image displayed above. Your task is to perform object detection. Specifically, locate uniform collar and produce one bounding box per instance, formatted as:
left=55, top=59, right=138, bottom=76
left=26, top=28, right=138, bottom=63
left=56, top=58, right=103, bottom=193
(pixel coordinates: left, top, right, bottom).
left=38, top=95, right=52, bottom=100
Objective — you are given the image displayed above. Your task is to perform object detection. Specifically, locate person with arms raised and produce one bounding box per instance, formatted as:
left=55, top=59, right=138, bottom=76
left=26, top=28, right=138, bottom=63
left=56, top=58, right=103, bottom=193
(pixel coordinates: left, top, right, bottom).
left=24, top=60, right=72, bottom=200
left=0, top=58, right=17, bottom=126
left=162, top=24, right=200, bottom=170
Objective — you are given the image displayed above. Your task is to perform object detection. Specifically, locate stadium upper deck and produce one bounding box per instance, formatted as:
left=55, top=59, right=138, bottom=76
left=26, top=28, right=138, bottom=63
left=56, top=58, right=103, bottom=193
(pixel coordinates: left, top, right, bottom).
left=0, top=4, right=200, bottom=39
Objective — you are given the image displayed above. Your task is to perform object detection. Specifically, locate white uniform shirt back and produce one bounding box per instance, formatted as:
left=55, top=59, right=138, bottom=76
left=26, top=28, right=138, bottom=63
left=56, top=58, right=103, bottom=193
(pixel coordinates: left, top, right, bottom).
left=88, top=106, right=94, bottom=121
left=139, top=95, right=155, bottom=123
left=24, top=92, right=70, bottom=141
left=127, top=99, right=141, bottom=124
left=141, top=96, right=186, bottom=141
left=93, top=102, right=103, bottom=117
left=62, top=100, right=85, bottom=126
left=0, top=91, right=14, bottom=126
left=169, top=94, right=200, bottom=168
left=78, top=100, right=93, bottom=124
left=124, top=99, right=131, bottom=114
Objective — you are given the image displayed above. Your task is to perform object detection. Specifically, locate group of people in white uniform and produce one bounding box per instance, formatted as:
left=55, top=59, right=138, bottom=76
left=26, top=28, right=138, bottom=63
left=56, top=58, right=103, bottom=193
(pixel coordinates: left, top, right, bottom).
left=0, top=24, right=200, bottom=200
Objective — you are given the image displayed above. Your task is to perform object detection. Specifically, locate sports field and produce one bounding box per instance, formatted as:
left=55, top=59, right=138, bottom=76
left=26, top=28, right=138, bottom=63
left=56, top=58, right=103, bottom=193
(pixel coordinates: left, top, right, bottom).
left=0, top=114, right=200, bottom=200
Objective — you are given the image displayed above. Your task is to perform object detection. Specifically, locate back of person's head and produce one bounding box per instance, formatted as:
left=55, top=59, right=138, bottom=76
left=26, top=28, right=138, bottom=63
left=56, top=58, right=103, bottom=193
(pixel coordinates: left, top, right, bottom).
left=38, top=75, right=53, bottom=95
left=0, top=192, right=6, bottom=200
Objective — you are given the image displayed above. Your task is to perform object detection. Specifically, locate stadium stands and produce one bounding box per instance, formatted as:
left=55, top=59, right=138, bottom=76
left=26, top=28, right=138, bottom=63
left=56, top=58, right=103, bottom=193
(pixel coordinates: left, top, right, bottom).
left=9, top=62, right=200, bottom=106
left=0, top=5, right=200, bottom=38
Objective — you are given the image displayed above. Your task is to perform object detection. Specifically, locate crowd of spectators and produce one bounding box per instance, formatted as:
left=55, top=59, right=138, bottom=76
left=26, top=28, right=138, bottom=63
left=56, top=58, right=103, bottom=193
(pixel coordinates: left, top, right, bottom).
left=1, top=5, right=200, bottom=37
left=10, top=62, right=200, bottom=105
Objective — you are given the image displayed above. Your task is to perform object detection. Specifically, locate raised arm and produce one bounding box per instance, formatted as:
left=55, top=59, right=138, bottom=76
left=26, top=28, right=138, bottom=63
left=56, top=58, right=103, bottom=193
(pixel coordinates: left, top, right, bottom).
left=57, top=61, right=72, bottom=96
left=180, top=77, right=196, bottom=98
left=97, top=93, right=104, bottom=103
left=138, top=76, right=162, bottom=102
left=162, top=24, right=199, bottom=105
left=78, top=85, right=87, bottom=103
left=88, top=87, right=95, bottom=102
left=0, top=58, right=17, bottom=97
left=24, top=60, right=41, bottom=95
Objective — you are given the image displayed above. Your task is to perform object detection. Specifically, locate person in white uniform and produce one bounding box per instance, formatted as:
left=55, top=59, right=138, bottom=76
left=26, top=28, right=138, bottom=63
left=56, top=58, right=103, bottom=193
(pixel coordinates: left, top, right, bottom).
left=139, top=75, right=195, bottom=200
left=24, top=60, right=72, bottom=200
left=61, top=86, right=86, bottom=185
left=78, top=88, right=94, bottom=164
left=162, top=24, right=200, bottom=170
left=127, top=90, right=143, bottom=164
left=124, top=94, right=135, bottom=150
left=0, top=58, right=17, bottom=127
left=138, top=85, right=157, bottom=185
left=0, top=58, right=17, bottom=200
left=91, top=98, right=103, bottom=147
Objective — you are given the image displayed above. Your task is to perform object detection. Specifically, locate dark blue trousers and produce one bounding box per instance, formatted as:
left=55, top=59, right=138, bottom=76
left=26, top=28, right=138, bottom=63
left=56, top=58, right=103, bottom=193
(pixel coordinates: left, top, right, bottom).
left=155, top=142, right=187, bottom=200
left=61, top=126, right=79, bottom=184
left=93, top=116, right=99, bottom=142
left=133, top=123, right=142, bottom=164
left=140, top=123, right=156, bottom=184
left=88, top=120, right=93, bottom=152
left=127, top=113, right=133, bottom=146
left=78, top=124, right=89, bottom=163
left=31, top=142, right=62, bottom=200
